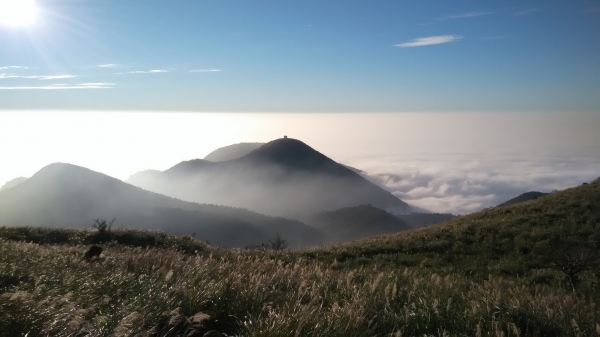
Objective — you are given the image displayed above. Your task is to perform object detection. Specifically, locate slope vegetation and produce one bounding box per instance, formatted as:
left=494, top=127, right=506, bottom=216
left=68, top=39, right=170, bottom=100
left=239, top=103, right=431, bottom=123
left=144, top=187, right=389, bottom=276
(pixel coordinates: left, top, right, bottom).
left=0, top=179, right=599, bottom=336
left=313, top=178, right=600, bottom=275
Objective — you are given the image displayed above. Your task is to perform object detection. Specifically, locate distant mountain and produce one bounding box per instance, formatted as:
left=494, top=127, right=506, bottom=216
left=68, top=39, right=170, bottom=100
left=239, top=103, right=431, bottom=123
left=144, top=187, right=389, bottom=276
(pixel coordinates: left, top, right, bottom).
left=204, top=142, right=265, bottom=162
left=0, top=163, right=322, bottom=248
left=128, top=138, right=411, bottom=217
left=497, top=191, right=550, bottom=207
left=396, top=213, right=456, bottom=229
left=307, top=204, right=412, bottom=243
left=0, top=177, right=28, bottom=191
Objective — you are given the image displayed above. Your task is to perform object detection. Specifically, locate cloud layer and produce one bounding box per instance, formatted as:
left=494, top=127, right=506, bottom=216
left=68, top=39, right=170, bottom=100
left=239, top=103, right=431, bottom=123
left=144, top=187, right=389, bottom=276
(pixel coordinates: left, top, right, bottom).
left=395, top=35, right=462, bottom=47
left=351, top=153, right=600, bottom=215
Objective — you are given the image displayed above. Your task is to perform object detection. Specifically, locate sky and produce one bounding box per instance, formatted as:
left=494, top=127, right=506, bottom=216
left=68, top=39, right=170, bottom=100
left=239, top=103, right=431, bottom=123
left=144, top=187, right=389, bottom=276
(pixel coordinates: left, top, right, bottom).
left=0, top=1, right=599, bottom=214
left=0, top=0, right=599, bottom=112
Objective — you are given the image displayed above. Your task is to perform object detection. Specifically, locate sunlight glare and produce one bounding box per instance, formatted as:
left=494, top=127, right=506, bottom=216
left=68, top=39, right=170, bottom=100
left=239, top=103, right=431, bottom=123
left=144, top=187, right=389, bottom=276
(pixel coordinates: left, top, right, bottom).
left=0, top=0, right=39, bottom=27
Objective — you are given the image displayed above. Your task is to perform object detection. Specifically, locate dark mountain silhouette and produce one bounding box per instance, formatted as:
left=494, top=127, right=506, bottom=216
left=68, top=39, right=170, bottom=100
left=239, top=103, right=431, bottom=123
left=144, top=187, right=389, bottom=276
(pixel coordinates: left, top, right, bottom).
left=0, top=163, right=323, bottom=248
left=396, top=213, right=456, bottom=229
left=0, top=177, right=28, bottom=191
left=307, top=204, right=412, bottom=243
left=497, top=191, right=550, bottom=207
left=127, top=138, right=411, bottom=217
left=204, top=142, right=265, bottom=162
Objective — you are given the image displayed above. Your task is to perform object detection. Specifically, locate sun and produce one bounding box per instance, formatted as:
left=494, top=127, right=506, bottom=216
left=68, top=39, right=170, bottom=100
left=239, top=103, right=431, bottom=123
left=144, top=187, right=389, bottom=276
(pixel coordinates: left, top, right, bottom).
left=0, top=0, right=39, bottom=27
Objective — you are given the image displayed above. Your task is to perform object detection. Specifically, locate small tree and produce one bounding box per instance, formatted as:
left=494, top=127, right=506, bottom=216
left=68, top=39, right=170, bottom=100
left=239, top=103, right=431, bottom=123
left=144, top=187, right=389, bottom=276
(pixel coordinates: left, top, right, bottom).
left=92, top=218, right=115, bottom=239
left=534, top=240, right=600, bottom=292
left=268, top=233, right=288, bottom=251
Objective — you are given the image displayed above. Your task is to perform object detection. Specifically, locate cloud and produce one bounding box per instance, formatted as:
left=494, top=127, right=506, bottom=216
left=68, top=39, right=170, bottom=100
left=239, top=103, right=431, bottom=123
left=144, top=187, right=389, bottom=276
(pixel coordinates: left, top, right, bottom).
left=98, top=64, right=119, bottom=68
left=443, top=11, right=492, bottom=19
left=0, top=74, right=77, bottom=80
left=0, top=74, right=20, bottom=79
left=115, top=69, right=169, bottom=74
left=0, top=66, right=28, bottom=70
left=0, top=83, right=114, bottom=90
left=190, top=69, right=222, bottom=73
left=394, top=35, right=462, bottom=48
left=512, top=8, right=541, bottom=16
left=24, top=75, right=78, bottom=80
left=349, top=153, right=600, bottom=215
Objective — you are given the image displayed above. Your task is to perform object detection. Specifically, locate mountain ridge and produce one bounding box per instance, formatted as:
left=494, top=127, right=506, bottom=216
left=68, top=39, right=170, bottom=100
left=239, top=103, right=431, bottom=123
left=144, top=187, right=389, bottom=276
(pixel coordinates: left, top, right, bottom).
left=0, top=163, right=323, bottom=248
left=127, top=138, right=411, bottom=217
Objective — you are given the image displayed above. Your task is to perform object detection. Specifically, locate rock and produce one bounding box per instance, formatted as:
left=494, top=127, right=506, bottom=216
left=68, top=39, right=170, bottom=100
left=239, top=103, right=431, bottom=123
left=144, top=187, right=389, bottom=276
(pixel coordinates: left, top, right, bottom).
left=83, top=245, right=102, bottom=261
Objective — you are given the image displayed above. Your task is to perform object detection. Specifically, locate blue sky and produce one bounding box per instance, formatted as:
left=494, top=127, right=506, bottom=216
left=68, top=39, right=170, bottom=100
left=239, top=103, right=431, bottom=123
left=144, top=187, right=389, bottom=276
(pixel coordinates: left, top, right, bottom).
left=0, top=0, right=599, bottom=112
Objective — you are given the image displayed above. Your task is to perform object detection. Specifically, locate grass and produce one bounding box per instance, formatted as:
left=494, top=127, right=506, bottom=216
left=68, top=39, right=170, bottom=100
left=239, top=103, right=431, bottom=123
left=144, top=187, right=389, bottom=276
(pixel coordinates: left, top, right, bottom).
left=0, top=178, right=599, bottom=336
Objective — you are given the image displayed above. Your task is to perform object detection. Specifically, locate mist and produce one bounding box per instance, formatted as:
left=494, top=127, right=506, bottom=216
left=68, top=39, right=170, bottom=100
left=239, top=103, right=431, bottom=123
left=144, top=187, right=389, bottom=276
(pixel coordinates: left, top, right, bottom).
left=1, top=111, right=599, bottom=215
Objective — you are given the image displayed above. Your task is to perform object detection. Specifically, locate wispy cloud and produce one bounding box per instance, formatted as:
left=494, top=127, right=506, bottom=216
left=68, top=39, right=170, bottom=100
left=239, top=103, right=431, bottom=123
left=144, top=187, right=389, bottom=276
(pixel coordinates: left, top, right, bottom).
left=115, top=69, right=169, bottom=74
left=24, top=75, right=78, bottom=80
left=512, top=8, right=541, bottom=16
left=0, top=74, right=20, bottom=79
left=97, top=64, right=119, bottom=68
left=584, top=7, right=600, bottom=14
left=443, top=11, right=492, bottom=19
left=0, top=83, right=114, bottom=90
left=0, top=74, right=77, bottom=80
left=395, top=35, right=462, bottom=48
left=190, top=69, right=222, bottom=73
left=0, top=66, right=28, bottom=70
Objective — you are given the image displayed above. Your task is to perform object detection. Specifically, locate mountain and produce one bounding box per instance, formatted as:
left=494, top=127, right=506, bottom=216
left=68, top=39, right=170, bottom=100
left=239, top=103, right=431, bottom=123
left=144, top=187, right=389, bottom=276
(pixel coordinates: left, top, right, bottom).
left=306, top=204, right=412, bottom=243
left=128, top=138, right=411, bottom=217
left=204, top=142, right=265, bottom=162
left=0, top=163, right=322, bottom=248
left=497, top=191, right=550, bottom=207
left=0, top=177, right=28, bottom=191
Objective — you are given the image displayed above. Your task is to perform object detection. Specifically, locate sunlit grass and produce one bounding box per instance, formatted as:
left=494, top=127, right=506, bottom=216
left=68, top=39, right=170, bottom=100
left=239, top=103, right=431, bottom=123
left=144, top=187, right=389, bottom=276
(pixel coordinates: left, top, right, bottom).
left=0, top=236, right=598, bottom=336
left=1, top=179, right=599, bottom=336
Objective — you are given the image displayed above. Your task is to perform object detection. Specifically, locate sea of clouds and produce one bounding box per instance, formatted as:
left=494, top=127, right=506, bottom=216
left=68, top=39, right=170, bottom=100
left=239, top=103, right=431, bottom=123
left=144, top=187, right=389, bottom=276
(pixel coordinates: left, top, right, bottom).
left=350, top=152, right=600, bottom=215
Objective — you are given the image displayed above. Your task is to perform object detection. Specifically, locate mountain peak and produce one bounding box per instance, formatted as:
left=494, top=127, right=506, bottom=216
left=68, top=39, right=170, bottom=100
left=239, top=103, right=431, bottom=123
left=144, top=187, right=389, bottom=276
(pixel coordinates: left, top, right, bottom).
left=244, top=138, right=347, bottom=174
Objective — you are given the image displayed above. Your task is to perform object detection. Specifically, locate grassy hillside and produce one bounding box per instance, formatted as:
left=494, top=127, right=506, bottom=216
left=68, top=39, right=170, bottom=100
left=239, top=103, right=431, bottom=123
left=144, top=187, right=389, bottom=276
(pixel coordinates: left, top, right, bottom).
left=0, top=178, right=599, bottom=336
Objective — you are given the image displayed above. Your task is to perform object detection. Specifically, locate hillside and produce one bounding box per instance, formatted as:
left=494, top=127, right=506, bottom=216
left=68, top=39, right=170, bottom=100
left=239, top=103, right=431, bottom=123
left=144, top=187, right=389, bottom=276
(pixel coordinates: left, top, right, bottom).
left=1, top=178, right=599, bottom=336
left=203, top=142, right=264, bottom=162
left=0, top=163, right=322, bottom=248
left=307, top=204, right=412, bottom=243
left=396, top=212, right=456, bottom=228
left=313, top=178, right=600, bottom=275
left=497, top=191, right=550, bottom=207
left=128, top=138, right=411, bottom=217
